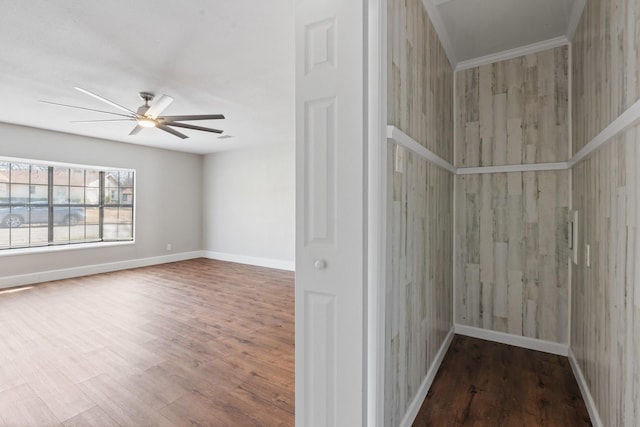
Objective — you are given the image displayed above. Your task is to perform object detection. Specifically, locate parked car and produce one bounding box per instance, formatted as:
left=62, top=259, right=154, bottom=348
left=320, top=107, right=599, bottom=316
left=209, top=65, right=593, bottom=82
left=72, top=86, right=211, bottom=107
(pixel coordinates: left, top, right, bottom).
left=0, top=206, right=85, bottom=228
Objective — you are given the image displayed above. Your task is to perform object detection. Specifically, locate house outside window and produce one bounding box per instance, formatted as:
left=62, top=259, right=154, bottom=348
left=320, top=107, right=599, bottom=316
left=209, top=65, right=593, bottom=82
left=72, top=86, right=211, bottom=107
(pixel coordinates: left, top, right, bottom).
left=0, top=157, right=135, bottom=251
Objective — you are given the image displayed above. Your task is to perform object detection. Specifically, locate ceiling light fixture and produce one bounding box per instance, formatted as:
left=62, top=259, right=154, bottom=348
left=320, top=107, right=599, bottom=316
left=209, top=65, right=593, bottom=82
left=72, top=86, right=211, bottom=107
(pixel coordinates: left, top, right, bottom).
left=137, top=117, right=156, bottom=128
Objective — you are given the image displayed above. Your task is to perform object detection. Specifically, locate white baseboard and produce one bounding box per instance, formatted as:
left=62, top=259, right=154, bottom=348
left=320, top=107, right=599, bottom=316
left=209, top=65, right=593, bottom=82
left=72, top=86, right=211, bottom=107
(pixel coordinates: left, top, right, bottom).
left=454, top=324, right=569, bottom=356
left=0, top=251, right=205, bottom=289
left=203, top=251, right=295, bottom=271
left=568, top=348, right=603, bottom=427
left=399, top=326, right=455, bottom=427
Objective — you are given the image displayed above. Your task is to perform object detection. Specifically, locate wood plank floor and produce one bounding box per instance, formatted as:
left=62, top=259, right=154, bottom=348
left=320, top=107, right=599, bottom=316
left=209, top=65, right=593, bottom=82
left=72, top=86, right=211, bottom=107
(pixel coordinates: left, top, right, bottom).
left=413, top=335, right=592, bottom=427
left=0, top=258, right=294, bottom=427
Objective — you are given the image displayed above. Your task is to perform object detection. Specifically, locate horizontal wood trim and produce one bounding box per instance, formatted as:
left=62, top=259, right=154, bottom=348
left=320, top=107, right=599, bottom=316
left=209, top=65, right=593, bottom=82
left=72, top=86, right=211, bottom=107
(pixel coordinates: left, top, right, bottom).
left=203, top=251, right=295, bottom=271
left=568, top=98, right=640, bottom=167
left=0, top=250, right=205, bottom=289
left=396, top=101, right=639, bottom=180
left=569, top=348, right=604, bottom=427
left=395, top=96, right=640, bottom=175
left=457, top=162, right=568, bottom=175
left=455, top=36, right=569, bottom=71
left=389, top=126, right=569, bottom=175
left=387, top=126, right=456, bottom=173
left=454, top=324, right=569, bottom=356
left=399, top=326, right=455, bottom=427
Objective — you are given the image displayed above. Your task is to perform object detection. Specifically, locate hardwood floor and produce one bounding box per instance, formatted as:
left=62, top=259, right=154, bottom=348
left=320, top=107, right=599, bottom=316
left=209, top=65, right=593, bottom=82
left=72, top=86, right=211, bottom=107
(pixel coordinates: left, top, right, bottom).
left=413, top=335, right=592, bottom=427
left=0, top=258, right=294, bottom=427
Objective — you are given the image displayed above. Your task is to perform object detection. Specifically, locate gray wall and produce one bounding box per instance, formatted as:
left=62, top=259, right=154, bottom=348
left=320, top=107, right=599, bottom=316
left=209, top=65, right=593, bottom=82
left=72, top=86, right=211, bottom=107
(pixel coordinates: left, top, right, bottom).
left=571, top=0, right=640, bottom=424
left=202, top=143, right=295, bottom=267
left=0, top=122, right=203, bottom=278
left=385, top=0, right=454, bottom=424
left=454, top=47, right=570, bottom=343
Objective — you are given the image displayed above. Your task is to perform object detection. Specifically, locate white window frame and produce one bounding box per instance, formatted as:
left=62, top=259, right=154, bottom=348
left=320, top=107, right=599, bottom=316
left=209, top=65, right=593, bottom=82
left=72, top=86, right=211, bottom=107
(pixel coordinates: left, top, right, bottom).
left=0, top=156, right=136, bottom=256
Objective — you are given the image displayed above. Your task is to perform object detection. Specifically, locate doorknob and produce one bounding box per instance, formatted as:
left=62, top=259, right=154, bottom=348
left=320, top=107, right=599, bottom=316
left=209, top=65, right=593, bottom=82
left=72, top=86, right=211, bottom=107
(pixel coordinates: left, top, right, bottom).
left=314, top=259, right=327, bottom=270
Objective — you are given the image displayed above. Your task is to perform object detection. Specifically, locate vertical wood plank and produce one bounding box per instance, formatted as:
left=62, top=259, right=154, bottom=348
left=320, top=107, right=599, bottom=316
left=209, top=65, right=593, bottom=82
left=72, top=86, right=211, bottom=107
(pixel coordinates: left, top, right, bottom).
left=385, top=0, right=453, bottom=423
left=454, top=47, right=569, bottom=344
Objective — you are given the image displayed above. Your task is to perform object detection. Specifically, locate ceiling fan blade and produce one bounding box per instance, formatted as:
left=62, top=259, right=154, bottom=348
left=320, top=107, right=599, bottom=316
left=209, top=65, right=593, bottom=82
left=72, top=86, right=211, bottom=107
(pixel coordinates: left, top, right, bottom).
left=145, top=94, right=174, bottom=119
left=157, top=123, right=188, bottom=139
left=129, top=125, right=144, bottom=136
left=164, top=121, right=223, bottom=134
left=72, top=119, right=136, bottom=123
left=158, top=114, right=225, bottom=121
left=74, top=87, right=137, bottom=115
left=41, top=101, right=134, bottom=118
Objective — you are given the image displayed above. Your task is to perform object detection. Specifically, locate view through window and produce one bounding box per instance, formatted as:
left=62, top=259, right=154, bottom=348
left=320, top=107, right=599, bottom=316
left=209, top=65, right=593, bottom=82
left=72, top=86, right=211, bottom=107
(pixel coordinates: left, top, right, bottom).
left=0, top=158, right=134, bottom=250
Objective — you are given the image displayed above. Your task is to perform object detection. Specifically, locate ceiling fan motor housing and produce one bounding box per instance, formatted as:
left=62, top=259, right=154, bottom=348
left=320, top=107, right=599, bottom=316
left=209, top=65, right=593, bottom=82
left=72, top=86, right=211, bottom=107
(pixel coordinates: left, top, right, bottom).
left=137, top=92, right=155, bottom=115
left=139, top=92, right=154, bottom=104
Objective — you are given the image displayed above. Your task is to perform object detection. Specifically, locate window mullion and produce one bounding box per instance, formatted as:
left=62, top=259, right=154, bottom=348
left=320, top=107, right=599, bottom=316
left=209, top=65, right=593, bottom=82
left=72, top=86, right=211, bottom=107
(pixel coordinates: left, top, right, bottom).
left=47, top=167, right=53, bottom=244
left=99, top=171, right=104, bottom=241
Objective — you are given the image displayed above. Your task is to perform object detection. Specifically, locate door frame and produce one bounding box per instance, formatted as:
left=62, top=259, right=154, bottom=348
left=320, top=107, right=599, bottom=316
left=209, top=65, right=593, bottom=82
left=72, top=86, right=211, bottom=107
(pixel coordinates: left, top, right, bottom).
left=294, top=0, right=387, bottom=424
left=366, top=0, right=387, bottom=425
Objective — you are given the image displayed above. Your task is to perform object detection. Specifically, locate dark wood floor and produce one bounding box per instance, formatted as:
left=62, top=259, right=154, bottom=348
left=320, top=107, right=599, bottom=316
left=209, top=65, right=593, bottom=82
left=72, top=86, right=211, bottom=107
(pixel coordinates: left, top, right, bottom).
left=0, top=258, right=294, bottom=426
left=413, top=335, right=591, bottom=427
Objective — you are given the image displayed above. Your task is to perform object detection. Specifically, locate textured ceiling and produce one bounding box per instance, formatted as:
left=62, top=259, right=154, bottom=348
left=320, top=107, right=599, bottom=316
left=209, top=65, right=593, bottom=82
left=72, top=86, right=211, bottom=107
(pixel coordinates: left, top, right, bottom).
left=0, top=1, right=584, bottom=154
left=0, top=1, right=294, bottom=154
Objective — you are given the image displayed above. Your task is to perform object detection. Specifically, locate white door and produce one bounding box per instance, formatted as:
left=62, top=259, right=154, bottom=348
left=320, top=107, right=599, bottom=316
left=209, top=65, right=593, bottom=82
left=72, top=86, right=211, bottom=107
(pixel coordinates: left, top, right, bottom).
left=295, top=0, right=367, bottom=425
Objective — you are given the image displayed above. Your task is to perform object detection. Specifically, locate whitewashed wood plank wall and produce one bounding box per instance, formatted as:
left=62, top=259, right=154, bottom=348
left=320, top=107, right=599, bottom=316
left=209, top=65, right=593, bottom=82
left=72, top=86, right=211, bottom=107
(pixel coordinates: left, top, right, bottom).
left=385, top=0, right=639, bottom=425
left=571, top=0, right=640, bottom=425
left=455, top=170, right=569, bottom=341
left=572, top=0, right=640, bottom=155
left=386, top=146, right=453, bottom=426
left=571, top=126, right=639, bottom=427
left=385, top=0, right=454, bottom=425
left=454, top=47, right=570, bottom=343
left=387, top=0, right=453, bottom=163
left=456, top=47, right=569, bottom=167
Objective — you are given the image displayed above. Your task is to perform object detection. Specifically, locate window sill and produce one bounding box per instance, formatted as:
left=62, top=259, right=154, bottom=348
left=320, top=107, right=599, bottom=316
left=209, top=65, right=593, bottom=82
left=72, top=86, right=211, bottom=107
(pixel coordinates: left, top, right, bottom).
left=0, top=240, right=135, bottom=257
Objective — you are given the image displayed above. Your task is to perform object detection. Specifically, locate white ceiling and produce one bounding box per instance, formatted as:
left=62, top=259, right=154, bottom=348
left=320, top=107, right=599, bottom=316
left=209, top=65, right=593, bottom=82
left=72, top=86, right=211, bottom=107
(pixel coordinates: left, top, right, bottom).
left=0, top=1, right=294, bottom=154
left=429, top=0, right=584, bottom=67
left=0, top=1, right=583, bottom=154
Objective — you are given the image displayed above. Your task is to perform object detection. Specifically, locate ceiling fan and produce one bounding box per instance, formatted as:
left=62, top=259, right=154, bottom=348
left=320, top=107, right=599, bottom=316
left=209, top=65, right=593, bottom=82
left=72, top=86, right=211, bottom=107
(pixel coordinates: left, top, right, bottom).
left=42, top=87, right=225, bottom=139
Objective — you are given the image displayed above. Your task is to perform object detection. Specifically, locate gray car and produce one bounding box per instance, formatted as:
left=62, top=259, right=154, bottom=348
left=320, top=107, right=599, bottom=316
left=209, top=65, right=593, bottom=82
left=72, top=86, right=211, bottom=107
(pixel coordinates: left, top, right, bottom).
left=0, top=206, right=85, bottom=227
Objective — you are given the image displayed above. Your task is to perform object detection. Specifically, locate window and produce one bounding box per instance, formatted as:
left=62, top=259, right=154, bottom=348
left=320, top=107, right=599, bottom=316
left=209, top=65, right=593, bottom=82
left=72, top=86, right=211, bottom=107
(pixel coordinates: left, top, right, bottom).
left=0, top=158, right=134, bottom=251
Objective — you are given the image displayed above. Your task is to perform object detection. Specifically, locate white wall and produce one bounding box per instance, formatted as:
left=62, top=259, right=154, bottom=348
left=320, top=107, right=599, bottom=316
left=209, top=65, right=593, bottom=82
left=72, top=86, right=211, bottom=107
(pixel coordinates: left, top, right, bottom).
left=203, top=142, right=295, bottom=270
left=0, top=122, right=203, bottom=282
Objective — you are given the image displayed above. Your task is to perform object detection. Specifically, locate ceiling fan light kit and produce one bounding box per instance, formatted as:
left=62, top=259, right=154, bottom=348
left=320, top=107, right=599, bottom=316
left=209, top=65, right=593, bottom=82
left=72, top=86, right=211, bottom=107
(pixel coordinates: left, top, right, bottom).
left=136, top=117, right=157, bottom=128
left=42, top=88, right=225, bottom=140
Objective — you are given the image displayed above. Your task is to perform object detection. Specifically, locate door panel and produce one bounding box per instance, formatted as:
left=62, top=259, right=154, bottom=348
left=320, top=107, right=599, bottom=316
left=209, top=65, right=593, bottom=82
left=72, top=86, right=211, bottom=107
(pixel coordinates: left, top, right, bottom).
left=295, top=0, right=367, bottom=425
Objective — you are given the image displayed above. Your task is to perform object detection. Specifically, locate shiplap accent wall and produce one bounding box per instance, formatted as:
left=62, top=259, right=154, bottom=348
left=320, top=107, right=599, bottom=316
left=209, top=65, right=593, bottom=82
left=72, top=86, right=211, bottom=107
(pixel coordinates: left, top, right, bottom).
left=570, top=0, right=640, bottom=425
left=571, top=126, right=640, bottom=427
left=456, top=46, right=569, bottom=167
left=385, top=0, right=454, bottom=424
left=455, top=170, right=569, bottom=341
left=571, top=0, right=640, bottom=154
left=388, top=0, right=453, bottom=163
left=454, top=47, right=570, bottom=343
left=386, top=146, right=454, bottom=426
